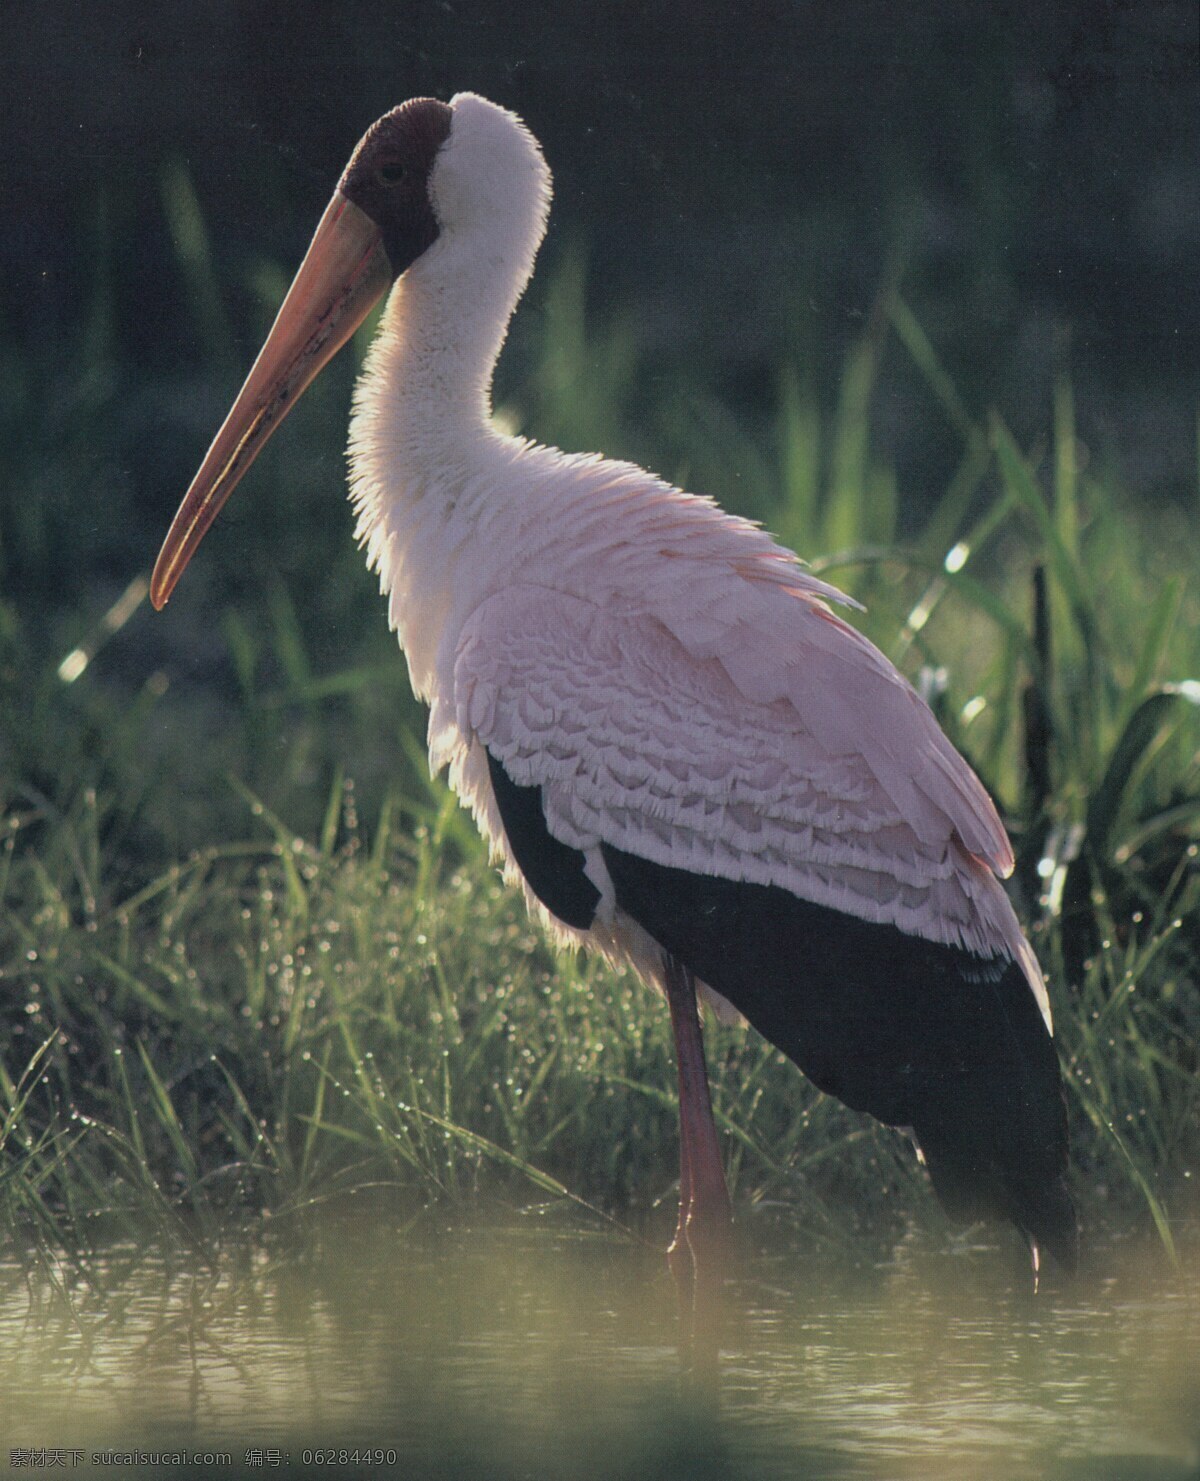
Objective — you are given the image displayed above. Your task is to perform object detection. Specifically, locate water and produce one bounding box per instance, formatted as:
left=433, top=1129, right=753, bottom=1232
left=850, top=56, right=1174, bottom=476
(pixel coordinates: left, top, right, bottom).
left=1, top=1216, right=1196, bottom=1480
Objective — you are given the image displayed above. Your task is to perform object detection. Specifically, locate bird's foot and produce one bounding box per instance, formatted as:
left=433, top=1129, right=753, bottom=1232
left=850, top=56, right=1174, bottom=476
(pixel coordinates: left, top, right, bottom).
left=670, top=1197, right=732, bottom=1384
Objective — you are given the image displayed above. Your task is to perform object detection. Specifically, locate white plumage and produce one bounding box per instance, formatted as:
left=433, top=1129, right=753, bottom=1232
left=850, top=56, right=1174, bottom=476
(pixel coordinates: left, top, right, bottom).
left=346, top=93, right=1049, bottom=1028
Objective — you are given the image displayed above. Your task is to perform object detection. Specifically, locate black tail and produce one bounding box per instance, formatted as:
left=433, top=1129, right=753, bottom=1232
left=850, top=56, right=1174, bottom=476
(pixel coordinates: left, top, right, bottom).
left=601, top=844, right=1077, bottom=1267
left=915, top=1086, right=1078, bottom=1273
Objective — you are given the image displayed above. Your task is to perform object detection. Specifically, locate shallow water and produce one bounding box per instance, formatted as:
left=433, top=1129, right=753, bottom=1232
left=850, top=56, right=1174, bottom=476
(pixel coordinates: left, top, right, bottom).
left=0, top=1217, right=1196, bottom=1480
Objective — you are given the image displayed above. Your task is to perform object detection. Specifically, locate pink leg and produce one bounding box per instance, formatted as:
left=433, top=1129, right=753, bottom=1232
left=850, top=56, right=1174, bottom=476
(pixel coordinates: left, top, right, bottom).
left=663, top=953, right=732, bottom=1371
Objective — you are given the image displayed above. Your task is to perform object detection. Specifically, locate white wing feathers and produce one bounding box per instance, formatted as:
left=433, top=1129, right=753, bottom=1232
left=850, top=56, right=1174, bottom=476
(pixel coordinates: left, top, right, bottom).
left=452, top=578, right=1041, bottom=1003
left=415, top=445, right=1049, bottom=1027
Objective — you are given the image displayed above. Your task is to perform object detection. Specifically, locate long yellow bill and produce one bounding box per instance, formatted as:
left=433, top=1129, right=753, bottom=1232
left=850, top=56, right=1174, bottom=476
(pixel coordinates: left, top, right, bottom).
left=150, top=192, right=392, bottom=609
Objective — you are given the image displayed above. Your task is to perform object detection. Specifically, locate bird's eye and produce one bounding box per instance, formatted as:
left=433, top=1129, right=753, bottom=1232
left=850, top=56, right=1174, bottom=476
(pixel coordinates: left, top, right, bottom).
left=379, top=162, right=407, bottom=185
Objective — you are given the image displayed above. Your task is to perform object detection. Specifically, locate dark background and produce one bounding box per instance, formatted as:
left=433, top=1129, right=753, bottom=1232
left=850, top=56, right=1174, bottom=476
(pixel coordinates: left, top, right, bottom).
left=4, top=0, right=1196, bottom=503
left=0, top=1, right=1196, bottom=850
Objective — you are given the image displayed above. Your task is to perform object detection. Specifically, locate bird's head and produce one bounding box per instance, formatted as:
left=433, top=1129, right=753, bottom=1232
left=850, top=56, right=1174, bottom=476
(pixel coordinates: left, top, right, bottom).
left=149, top=93, right=548, bottom=610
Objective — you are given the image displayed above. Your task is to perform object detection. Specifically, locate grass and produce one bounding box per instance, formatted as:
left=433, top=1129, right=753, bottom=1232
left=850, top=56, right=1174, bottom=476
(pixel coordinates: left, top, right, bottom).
left=0, top=169, right=1198, bottom=1273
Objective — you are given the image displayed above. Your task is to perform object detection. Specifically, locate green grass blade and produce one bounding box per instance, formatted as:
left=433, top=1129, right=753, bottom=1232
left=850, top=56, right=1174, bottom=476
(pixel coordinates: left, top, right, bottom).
left=991, top=417, right=1096, bottom=639
left=888, top=294, right=977, bottom=445
left=1086, top=691, right=1181, bottom=860
left=1117, top=578, right=1184, bottom=734
left=1071, top=1082, right=1178, bottom=1268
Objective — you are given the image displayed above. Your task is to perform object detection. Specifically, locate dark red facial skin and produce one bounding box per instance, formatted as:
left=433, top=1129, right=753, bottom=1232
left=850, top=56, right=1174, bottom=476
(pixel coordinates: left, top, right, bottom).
left=338, top=98, right=453, bottom=279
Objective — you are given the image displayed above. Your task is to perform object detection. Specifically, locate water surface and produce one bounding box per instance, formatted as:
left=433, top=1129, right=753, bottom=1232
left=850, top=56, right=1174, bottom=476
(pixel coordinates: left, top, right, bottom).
left=1, top=1216, right=1195, bottom=1479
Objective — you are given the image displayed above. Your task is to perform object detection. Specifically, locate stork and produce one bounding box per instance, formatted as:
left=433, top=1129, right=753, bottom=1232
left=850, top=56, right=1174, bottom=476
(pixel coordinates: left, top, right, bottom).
left=150, top=94, right=1076, bottom=1316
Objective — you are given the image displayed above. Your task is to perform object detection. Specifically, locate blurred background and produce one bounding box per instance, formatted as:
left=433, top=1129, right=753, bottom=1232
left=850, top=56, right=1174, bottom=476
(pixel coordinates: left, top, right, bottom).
left=0, top=13, right=1198, bottom=1452
left=0, top=0, right=1196, bottom=878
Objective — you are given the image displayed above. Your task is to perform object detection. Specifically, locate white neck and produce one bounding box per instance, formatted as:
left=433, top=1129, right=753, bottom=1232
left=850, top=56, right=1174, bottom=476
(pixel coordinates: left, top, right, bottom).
left=352, top=238, right=518, bottom=460
left=346, top=93, right=552, bottom=694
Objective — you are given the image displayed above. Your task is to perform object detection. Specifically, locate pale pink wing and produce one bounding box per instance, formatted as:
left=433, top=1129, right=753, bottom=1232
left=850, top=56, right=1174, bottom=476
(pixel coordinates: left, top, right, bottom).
left=453, top=580, right=1044, bottom=1021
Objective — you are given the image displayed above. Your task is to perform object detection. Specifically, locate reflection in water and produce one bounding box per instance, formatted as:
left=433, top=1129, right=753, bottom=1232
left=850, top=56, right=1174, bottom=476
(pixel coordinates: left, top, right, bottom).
left=0, top=1216, right=1196, bottom=1479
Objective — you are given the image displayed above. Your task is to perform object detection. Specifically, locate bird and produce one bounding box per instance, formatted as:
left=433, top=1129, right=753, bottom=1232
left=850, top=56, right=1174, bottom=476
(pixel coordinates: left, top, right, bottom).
left=150, top=93, right=1077, bottom=1305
